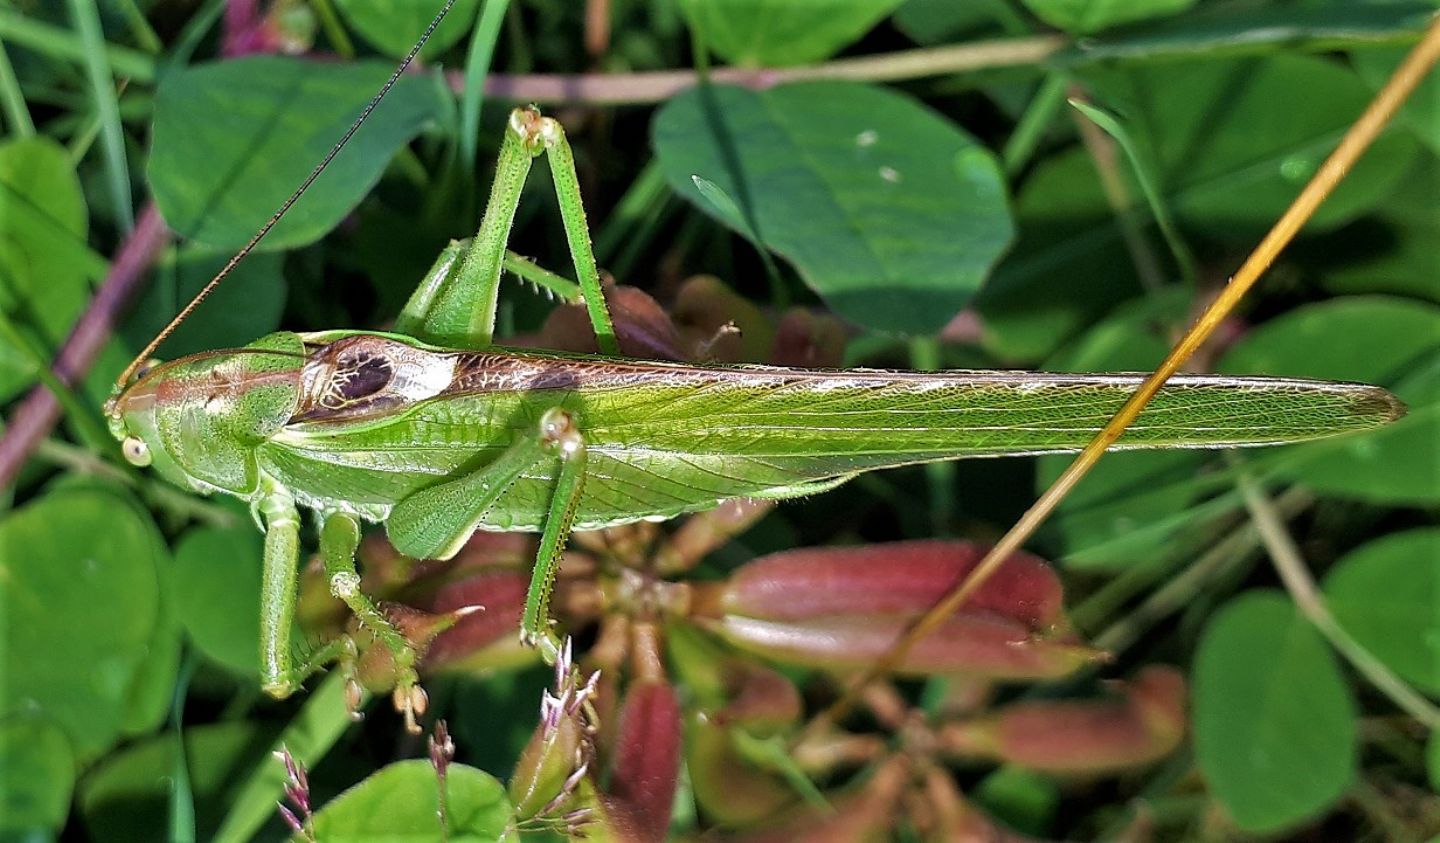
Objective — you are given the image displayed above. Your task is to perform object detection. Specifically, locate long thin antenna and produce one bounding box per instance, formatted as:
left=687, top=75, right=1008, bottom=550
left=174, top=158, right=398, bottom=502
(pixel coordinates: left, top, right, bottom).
left=116, top=0, right=460, bottom=389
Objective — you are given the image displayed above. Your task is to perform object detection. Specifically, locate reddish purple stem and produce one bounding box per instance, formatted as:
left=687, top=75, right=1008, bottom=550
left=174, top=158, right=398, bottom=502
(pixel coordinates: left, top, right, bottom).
left=0, top=202, right=171, bottom=491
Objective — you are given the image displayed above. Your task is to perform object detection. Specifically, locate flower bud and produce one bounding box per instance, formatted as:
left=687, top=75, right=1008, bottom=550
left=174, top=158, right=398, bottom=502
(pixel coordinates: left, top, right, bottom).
left=770, top=308, right=847, bottom=368
left=696, top=540, right=1093, bottom=679
left=423, top=570, right=537, bottom=674
left=939, top=666, right=1186, bottom=774
left=511, top=713, right=589, bottom=820
left=703, top=540, right=1065, bottom=630
left=602, top=680, right=683, bottom=843
left=652, top=498, right=775, bottom=576
left=687, top=713, right=800, bottom=827
left=715, top=612, right=1102, bottom=679
left=510, top=641, right=599, bottom=820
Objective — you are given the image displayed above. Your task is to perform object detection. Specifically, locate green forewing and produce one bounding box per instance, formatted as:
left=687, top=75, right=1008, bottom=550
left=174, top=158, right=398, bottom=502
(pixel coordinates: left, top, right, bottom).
left=260, top=338, right=1400, bottom=532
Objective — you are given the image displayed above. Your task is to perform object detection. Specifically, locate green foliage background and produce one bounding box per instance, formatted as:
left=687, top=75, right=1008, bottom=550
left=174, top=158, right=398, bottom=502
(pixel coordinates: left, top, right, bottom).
left=1, top=0, right=1437, bottom=840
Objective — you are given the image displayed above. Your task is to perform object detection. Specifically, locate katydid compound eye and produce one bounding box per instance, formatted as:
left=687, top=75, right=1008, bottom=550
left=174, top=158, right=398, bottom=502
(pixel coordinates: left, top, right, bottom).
left=122, top=436, right=152, bottom=467
left=133, top=358, right=162, bottom=380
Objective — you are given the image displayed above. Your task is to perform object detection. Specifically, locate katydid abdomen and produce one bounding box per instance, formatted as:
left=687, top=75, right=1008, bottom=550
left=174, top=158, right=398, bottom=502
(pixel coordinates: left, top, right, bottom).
left=115, top=330, right=1402, bottom=539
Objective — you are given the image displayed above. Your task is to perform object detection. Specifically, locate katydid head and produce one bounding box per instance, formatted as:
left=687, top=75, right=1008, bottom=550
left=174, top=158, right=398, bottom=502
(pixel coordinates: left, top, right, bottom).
left=107, top=333, right=307, bottom=494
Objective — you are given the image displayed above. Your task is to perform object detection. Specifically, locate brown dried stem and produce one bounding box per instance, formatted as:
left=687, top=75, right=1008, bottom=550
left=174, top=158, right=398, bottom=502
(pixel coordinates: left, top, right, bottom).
left=456, top=36, right=1065, bottom=106
left=807, top=12, right=1440, bottom=737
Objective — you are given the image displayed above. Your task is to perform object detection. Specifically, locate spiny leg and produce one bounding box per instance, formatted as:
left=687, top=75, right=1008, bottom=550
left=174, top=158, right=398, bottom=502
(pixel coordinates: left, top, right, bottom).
left=318, top=512, right=431, bottom=733
left=396, top=107, right=618, bottom=355
left=394, top=239, right=464, bottom=339
left=525, top=110, right=619, bottom=356
left=521, top=408, right=589, bottom=664
left=385, top=407, right=589, bottom=667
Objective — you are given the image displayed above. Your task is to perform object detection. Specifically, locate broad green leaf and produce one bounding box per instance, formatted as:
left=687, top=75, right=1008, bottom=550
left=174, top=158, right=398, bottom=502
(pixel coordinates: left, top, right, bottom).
left=150, top=57, right=448, bottom=250
left=1020, top=0, right=1195, bottom=34
left=0, top=716, right=73, bottom=835
left=1314, top=154, right=1440, bottom=303
left=120, top=546, right=180, bottom=737
left=1353, top=46, right=1440, bottom=157
left=309, top=759, right=513, bottom=841
left=334, top=0, right=481, bottom=58
left=170, top=524, right=267, bottom=677
left=973, top=765, right=1059, bottom=836
left=1194, top=591, right=1356, bottom=834
left=0, top=137, right=103, bottom=401
left=974, top=147, right=1145, bottom=362
left=0, top=487, right=166, bottom=761
left=121, top=246, right=285, bottom=361
left=119, top=621, right=180, bottom=739
left=1037, top=290, right=1207, bottom=569
left=1067, top=4, right=1437, bottom=70
left=677, top=0, right=904, bottom=66
left=79, top=722, right=275, bottom=843
left=653, top=82, right=1013, bottom=334
left=1324, top=529, right=1440, bottom=696
left=893, top=0, right=1027, bottom=45
left=1082, top=53, right=1419, bottom=233
left=1220, top=296, right=1440, bottom=503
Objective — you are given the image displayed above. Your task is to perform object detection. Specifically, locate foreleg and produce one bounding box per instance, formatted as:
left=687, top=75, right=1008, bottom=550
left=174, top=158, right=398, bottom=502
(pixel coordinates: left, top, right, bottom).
left=257, top=482, right=355, bottom=699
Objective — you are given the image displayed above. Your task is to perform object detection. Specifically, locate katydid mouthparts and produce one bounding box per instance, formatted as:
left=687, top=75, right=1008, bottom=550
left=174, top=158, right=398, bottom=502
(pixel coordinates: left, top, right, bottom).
left=102, top=6, right=1406, bottom=733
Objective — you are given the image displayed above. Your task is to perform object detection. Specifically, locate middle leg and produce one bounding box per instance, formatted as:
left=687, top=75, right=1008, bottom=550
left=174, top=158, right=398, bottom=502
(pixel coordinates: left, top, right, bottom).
left=386, top=407, right=591, bottom=666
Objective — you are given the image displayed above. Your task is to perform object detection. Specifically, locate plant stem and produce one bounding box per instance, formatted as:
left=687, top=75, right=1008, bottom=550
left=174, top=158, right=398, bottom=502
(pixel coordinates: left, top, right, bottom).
left=1001, top=71, right=1066, bottom=176
left=459, top=0, right=510, bottom=171
left=0, top=7, right=156, bottom=82
left=32, top=438, right=237, bottom=526
left=0, top=39, right=33, bottom=136
left=1232, top=462, right=1440, bottom=729
left=307, top=0, right=355, bottom=58
left=67, top=0, right=134, bottom=232
left=1090, top=486, right=1312, bottom=653
left=465, top=36, right=1063, bottom=105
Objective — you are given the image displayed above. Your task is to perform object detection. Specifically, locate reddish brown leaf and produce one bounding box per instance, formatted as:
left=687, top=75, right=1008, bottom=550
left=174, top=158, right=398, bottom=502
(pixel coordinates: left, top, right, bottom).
left=537, top=285, right=685, bottom=360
